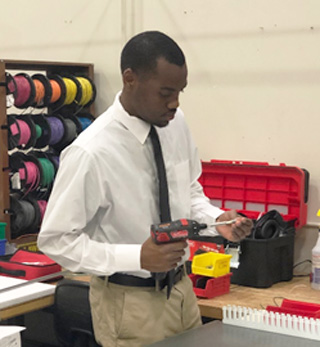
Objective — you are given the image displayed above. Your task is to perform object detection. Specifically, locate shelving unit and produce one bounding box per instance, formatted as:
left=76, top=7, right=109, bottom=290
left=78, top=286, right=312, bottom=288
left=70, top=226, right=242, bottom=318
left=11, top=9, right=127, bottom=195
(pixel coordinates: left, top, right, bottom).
left=0, top=59, right=95, bottom=247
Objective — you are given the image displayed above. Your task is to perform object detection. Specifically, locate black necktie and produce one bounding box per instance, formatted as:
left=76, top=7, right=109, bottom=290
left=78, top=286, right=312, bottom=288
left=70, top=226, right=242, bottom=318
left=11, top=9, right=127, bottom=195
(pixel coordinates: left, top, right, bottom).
left=149, top=126, right=175, bottom=299
left=149, top=126, right=171, bottom=223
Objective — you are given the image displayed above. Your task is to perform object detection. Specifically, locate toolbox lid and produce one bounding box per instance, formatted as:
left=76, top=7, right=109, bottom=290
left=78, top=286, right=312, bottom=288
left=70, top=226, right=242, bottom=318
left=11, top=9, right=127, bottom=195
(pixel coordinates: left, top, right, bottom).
left=199, top=160, right=308, bottom=229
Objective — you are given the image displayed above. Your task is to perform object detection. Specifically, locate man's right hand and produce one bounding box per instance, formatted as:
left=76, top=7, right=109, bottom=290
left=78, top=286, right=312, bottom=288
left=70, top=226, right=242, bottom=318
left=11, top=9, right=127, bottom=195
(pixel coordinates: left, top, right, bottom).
left=140, top=237, right=187, bottom=273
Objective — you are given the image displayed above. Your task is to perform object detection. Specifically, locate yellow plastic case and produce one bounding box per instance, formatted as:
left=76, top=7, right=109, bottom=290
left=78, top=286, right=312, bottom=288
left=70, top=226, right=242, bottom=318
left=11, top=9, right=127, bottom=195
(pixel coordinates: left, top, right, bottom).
left=191, top=252, right=232, bottom=277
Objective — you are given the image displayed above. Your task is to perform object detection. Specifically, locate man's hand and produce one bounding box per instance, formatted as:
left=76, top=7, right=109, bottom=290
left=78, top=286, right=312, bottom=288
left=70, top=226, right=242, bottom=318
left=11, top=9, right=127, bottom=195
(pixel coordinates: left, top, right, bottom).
left=140, top=237, right=187, bottom=273
left=216, top=210, right=253, bottom=242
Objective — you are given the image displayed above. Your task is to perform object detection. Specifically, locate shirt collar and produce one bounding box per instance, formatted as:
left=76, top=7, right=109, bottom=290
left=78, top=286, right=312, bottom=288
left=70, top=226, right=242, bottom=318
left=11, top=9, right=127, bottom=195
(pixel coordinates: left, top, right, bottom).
left=113, top=91, right=151, bottom=144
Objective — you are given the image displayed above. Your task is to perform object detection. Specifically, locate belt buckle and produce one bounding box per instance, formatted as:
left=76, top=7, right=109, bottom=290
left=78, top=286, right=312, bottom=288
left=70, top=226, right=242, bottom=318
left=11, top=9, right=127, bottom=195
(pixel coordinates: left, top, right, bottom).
left=159, top=277, right=167, bottom=291
left=157, top=266, right=184, bottom=292
left=174, top=266, right=184, bottom=283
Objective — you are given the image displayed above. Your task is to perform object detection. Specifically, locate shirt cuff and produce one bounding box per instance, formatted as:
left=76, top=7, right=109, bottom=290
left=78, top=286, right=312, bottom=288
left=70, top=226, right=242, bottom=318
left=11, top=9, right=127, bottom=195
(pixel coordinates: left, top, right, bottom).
left=114, top=244, right=142, bottom=272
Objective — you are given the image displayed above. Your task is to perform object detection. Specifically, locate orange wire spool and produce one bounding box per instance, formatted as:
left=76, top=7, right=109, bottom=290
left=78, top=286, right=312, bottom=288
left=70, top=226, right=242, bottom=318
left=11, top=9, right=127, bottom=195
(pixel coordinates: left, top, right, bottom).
left=32, top=74, right=52, bottom=108
left=50, top=79, right=61, bottom=103
left=48, top=75, right=66, bottom=109
left=33, top=79, right=46, bottom=105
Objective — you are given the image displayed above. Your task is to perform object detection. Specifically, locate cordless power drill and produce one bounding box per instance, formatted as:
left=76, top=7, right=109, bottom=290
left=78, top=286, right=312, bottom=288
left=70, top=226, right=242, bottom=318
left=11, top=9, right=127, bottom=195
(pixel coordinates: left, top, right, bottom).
left=151, top=218, right=208, bottom=244
left=150, top=219, right=208, bottom=299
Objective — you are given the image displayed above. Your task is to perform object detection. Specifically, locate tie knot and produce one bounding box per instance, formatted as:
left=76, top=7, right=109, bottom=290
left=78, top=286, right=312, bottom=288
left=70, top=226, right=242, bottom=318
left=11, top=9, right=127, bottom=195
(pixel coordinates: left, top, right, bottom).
left=149, top=125, right=157, bottom=138
left=149, top=126, right=161, bottom=154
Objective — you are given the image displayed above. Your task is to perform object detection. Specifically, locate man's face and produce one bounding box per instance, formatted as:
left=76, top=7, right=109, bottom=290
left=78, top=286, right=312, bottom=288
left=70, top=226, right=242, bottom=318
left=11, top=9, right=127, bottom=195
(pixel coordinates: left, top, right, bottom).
left=127, top=58, right=188, bottom=127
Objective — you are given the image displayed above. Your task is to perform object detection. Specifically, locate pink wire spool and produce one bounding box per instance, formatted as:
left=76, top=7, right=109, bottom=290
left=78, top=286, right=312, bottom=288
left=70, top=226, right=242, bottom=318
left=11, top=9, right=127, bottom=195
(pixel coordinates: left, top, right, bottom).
left=15, top=115, right=37, bottom=149
left=6, top=72, right=17, bottom=97
left=18, top=161, right=41, bottom=194
left=37, top=200, right=47, bottom=222
left=9, top=152, right=43, bottom=195
left=7, top=115, right=21, bottom=150
left=13, top=73, right=36, bottom=108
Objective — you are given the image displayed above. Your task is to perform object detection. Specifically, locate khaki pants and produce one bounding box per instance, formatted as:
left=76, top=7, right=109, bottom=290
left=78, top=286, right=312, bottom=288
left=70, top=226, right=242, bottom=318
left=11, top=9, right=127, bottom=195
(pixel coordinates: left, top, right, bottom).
left=89, top=274, right=202, bottom=347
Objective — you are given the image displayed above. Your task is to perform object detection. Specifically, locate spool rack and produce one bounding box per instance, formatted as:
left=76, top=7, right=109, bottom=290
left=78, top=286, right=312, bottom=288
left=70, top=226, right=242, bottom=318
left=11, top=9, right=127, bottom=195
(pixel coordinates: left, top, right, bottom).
left=0, top=59, right=95, bottom=246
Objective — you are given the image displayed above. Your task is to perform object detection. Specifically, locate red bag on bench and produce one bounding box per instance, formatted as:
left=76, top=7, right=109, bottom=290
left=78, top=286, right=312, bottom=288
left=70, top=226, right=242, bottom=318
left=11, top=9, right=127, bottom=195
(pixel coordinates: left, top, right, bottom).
left=0, top=249, right=61, bottom=280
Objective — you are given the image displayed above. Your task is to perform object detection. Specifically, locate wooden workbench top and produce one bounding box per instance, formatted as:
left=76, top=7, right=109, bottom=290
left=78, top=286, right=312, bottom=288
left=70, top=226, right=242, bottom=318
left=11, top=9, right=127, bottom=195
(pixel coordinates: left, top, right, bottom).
left=197, top=276, right=319, bottom=319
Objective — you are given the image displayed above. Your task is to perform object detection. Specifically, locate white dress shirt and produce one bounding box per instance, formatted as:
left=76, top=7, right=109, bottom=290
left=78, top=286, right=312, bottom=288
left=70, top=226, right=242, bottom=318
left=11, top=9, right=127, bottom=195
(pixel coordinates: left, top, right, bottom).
left=37, top=92, right=223, bottom=277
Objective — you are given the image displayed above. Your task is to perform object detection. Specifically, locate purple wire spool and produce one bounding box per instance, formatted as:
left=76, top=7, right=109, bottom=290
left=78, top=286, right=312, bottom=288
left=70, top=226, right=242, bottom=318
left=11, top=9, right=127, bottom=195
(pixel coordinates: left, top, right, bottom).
left=46, top=116, right=65, bottom=145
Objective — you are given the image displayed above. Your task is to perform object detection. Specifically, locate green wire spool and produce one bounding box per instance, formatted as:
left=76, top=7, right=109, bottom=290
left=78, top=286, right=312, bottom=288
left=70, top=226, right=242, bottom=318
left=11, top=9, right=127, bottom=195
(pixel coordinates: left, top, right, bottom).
left=38, top=158, right=55, bottom=188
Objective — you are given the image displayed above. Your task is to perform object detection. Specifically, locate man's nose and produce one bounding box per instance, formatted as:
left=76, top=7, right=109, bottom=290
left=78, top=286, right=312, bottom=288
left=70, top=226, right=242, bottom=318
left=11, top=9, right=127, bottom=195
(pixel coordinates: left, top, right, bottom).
left=167, top=97, right=179, bottom=110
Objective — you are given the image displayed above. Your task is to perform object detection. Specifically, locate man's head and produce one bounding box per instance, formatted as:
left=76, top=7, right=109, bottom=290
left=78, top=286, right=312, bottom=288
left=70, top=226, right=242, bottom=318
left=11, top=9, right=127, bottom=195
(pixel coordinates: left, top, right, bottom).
left=120, top=31, right=188, bottom=127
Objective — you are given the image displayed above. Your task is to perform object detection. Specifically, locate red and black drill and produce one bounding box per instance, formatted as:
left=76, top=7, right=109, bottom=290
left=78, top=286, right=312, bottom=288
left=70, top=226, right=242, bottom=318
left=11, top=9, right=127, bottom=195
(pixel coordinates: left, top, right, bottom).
left=150, top=219, right=208, bottom=298
left=151, top=218, right=208, bottom=244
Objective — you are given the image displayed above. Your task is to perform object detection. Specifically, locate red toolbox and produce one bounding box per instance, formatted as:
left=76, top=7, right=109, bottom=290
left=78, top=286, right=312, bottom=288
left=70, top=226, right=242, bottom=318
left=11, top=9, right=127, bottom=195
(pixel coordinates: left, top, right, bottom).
left=198, top=160, right=309, bottom=288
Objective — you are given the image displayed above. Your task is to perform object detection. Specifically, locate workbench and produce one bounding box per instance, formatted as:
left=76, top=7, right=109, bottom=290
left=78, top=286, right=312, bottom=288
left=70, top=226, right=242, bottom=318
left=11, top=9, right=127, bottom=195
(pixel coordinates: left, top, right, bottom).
left=198, top=275, right=319, bottom=319
left=0, top=273, right=88, bottom=321
left=0, top=275, right=318, bottom=321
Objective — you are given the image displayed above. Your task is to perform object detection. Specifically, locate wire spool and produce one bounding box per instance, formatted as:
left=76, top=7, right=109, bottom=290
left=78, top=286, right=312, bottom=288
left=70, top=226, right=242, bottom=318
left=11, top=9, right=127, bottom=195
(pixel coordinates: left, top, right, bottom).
left=75, top=76, right=96, bottom=107
left=64, top=114, right=82, bottom=135
left=36, top=156, right=56, bottom=189
left=31, top=74, right=52, bottom=108
left=13, top=73, right=36, bottom=108
left=10, top=194, right=40, bottom=238
left=51, top=115, right=78, bottom=152
left=6, top=72, right=17, bottom=108
left=18, top=161, right=41, bottom=194
left=37, top=199, right=47, bottom=223
left=15, top=115, right=37, bottom=149
left=62, top=75, right=82, bottom=106
left=6, top=72, right=17, bottom=97
left=44, top=151, right=60, bottom=172
left=48, top=74, right=66, bottom=109
left=31, top=114, right=51, bottom=149
left=7, top=115, right=21, bottom=150
left=9, top=152, right=42, bottom=194
left=25, top=196, right=42, bottom=230
left=46, top=115, right=65, bottom=146
left=77, top=112, right=95, bottom=131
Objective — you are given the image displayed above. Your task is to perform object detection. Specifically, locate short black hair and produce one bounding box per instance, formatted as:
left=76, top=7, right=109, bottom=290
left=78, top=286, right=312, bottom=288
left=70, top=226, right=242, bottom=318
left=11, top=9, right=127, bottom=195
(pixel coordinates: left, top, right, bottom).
left=120, top=31, right=185, bottom=75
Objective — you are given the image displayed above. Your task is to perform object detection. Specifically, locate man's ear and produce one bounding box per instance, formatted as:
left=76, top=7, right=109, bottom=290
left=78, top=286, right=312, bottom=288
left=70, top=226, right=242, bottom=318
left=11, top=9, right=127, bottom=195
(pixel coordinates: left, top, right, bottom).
left=122, top=68, right=136, bottom=88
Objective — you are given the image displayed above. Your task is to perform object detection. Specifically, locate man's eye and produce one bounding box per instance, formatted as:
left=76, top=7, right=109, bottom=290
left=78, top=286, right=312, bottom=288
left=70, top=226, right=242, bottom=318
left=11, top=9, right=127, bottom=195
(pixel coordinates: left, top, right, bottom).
left=160, top=91, right=172, bottom=98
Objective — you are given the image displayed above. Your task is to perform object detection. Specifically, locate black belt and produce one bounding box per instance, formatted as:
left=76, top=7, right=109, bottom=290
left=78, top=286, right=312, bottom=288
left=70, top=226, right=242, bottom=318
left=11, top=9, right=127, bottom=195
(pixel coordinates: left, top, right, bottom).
left=101, top=265, right=185, bottom=291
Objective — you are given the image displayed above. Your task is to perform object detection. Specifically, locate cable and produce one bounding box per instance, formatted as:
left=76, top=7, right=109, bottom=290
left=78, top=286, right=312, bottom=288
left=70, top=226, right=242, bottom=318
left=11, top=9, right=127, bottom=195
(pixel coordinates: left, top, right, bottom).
left=37, top=200, right=47, bottom=222
left=10, top=198, right=36, bottom=236
left=15, top=119, right=31, bottom=147
left=76, top=77, right=93, bottom=106
left=33, top=79, right=46, bottom=106
left=63, top=118, right=78, bottom=144
left=49, top=79, right=62, bottom=103
left=293, top=259, right=312, bottom=268
left=78, top=116, right=93, bottom=131
left=18, top=161, right=41, bottom=194
left=62, top=77, right=77, bottom=105
left=14, top=75, right=32, bottom=107
left=47, top=116, right=65, bottom=145
left=34, top=124, right=42, bottom=139
left=37, top=158, right=55, bottom=188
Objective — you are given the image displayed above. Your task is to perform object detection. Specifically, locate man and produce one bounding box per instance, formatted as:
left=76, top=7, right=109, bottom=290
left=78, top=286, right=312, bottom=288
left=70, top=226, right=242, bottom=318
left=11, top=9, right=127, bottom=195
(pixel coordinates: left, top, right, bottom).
left=38, top=31, right=252, bottom=346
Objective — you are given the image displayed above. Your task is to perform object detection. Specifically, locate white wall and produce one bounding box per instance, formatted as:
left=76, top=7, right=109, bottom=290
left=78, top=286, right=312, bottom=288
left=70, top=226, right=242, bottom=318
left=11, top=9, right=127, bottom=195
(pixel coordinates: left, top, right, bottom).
left=1, top=0, right=319, bottom=272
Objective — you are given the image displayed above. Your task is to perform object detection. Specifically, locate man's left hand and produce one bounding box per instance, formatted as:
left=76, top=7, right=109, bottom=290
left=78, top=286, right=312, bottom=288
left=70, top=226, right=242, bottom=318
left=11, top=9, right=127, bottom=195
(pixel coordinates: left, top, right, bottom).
left=215, top=209, right=253, bottom=242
